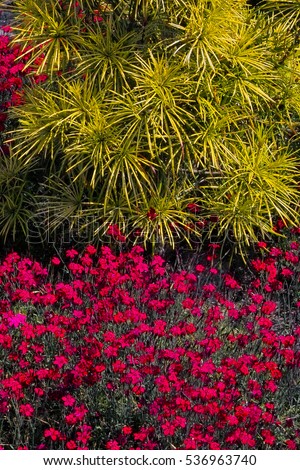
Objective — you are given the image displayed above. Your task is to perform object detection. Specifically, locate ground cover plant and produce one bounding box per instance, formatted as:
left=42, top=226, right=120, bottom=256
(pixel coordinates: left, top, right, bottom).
left=1, top=0, right=300, bottom=256
left=0, top=221, right=299, bottom=449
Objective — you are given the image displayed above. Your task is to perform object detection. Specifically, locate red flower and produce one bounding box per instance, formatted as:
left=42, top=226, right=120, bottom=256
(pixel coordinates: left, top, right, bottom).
left=19, top=403, right=34, bottom=417
left=257, top=241, right=267, bottom=249
left=286, top=439, right=297, bottom=450
left=66, top=441, right=77, bottom=449
left=44, top=428, right=62, bottom=441
left=227, top=415, right=239, bottom=426
left=155, top=375, right=171, bottom=393
left=1, top=26, right=12, bottom=33
left=223, top=274, right=241, bottom=289
left=281, top=268, right=294, bottom=277
left=210, top=442, right=221, bottom=450
left=106, top=440, right=120, bottom=450
left=66, top=249, right=78, bottom=259
left=162, top=421, right=176, bottom=436
left=202, top=283, right=216, bottom=293
left=85, top=245, right=97, bottom=255
left=112, top=360, right=126, bottom=373
left=261, top=300, right=277, bottom=315
left=62, top=395, right=76, bottom=407
left=122, top=426, right=132, bottom=435
left=269, top=247, right=282, bottom=257
left=147, top=207, right=157, bottom=220
left=251, top=259, right=266, bottom=271
left=209, top=243, right=220, bottom=249
left=107, top=224, right=126, bottom=242
left=53, top=355, right=68, bottom=368
left=261, top=429, right=276, bottom=446
left=187, top=203, right=201, bottom=213
left=174, top=416, right=187, bottom=428
left=195, top=264, right=205, bottom=273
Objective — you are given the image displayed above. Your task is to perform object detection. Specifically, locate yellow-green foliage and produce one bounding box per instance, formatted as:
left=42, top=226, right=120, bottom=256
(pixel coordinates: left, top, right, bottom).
left=3, top=0, right=300, bottom=253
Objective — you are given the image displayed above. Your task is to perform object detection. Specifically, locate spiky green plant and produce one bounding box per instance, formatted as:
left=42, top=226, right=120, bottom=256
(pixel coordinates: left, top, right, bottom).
left=200, top=126, right=300, bottom=256
left=262, top=0, right=300, bottom=31
left=0, top=148, right=39, bottom=242
left=7, top=0, right=85, bottom=77
left=73, top=20, right=138, bottom=93
left=3, top=0, right=300, bottom=256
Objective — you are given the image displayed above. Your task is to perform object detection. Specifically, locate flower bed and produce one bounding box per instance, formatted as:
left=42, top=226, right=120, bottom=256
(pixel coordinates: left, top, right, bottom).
left=0, top=1, right=299, bottom=451
left=0, top=232, right=299, bottom=449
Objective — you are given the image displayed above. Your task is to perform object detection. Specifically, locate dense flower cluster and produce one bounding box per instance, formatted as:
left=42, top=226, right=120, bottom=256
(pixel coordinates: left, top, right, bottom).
left=0, top=24, right=47, bottom=145
left=0, top=237, right=299, bottom=450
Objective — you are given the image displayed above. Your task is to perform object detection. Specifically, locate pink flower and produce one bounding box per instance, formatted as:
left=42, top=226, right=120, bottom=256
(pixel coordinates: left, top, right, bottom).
left=261, top=300, right=277, bottom=315
left=53, top=355, right=68, bottom=368
left=261, top=429, right=276, bottom=446
left=19, top=403, right=34, bottom=417
left=44, top=428, right=62, bottom=441
left=7, top=313, right=26, bottom=328
left=269, top=247, right=282, bottom=257
left=195, top=264, right=205, bottom=273
left=107, top=224, right=126, bottom=242
left=62, top=395, right=76, bottom=407
left=223, top=274, right=241, bottom=289
left=66, top=249, right=78, bottom=259
left=257, top=241, right=267, bottom=249
left=202, top=283, right=216, bottom=293
left=281, top=268, right=294, bottom=277
left=112, top=360, right=126, bottom=373
left=162, top=422, right=176, bottom=436
left=85, top=245, right=97, bottom=255
left=122, top=426, right=133, bottom=435
left=106, top=440, right=120, bottom=450
left=227, top=415, right=239, bottom=426
left=66, top=441, right=77, bottom=449
left=1, top=26, right=12, bottom=33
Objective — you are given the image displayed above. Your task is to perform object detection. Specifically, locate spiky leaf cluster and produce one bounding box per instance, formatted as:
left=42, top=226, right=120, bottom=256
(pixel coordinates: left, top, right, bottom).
left=2, top=0, right=300, bottom=254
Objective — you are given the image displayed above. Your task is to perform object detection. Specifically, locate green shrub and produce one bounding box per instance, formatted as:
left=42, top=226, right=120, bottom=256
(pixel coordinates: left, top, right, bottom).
left=3, top=0, right=300, bottom=255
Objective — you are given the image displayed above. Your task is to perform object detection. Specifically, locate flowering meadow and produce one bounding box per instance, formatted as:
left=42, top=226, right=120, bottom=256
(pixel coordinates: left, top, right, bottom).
left=0, top=219, right=299, bottom=450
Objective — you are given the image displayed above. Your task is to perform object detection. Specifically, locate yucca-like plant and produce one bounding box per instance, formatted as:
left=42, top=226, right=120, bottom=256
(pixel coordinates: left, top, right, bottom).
left=0, top=148, right=39, bottom=242
left=8, top=79, right=106, bottom=164
left=262, top=0, right=300, bottom=32
left=73, top=22, right=137, bottom=93
left=35, top=175, right=94, bottom=240
left=3, top=0, right=300, bottom=255
left=123, top=52, right=197, bottom=174
left=167, top=0, right=246, bottom=77
left=36, top=174, right=202, bottom=250
left=127, top=179, right=203, bottom=252
left=6, top=0, right=86, bottom=77
left=100, top=177, right=203, bottom=251
left=200, top=127, right=300, bottom=256
left=214, top=23, right=279, bottom=110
